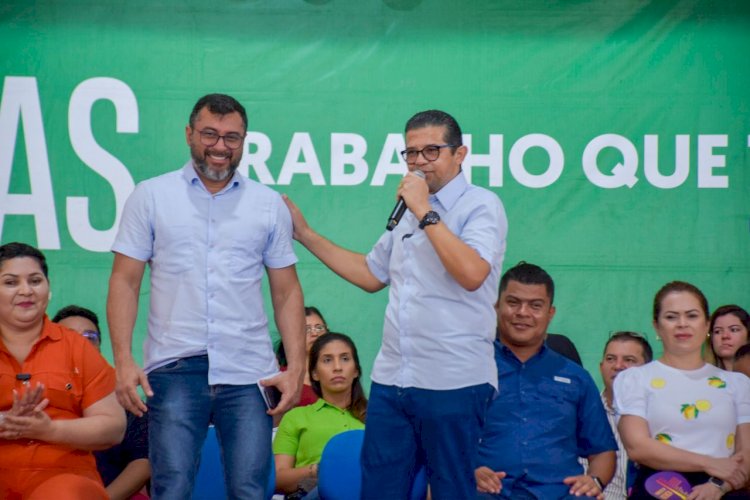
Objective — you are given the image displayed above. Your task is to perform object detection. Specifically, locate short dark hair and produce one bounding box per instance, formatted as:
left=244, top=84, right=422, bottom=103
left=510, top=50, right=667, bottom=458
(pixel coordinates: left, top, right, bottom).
left=603, top=331, right=653, bottom=363
left=653, top=281, right=708, bottom=321
left=0, top=242, right=48, bottom=278
left=405, top=110, right=463, bottom=149
left=498, top=261, right=555, bottom=304
left=309, top=332, right=367, bottom=423
left=189, top=94, right=247, bottom=130
left=734, top=342, right=750, bottom=362
left=52, top=305, right=101, bottom=333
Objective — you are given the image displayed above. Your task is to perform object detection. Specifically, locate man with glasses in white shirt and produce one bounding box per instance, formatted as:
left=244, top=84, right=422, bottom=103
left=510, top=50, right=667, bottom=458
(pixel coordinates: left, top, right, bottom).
left=107, top=94, right=305, bottom=500
left=284, top=109, right=507, bottom=499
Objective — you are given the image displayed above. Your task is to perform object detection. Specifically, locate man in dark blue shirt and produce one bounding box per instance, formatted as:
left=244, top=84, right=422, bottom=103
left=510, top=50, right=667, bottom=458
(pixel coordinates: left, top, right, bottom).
left=476, top=262, right=616, bottom=499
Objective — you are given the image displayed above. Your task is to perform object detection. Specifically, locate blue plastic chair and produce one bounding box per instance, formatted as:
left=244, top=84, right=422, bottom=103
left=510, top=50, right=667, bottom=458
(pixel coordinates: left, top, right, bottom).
left=192, top=425, right=275, bottom=500
left=317, top=429, right=427, bottom=500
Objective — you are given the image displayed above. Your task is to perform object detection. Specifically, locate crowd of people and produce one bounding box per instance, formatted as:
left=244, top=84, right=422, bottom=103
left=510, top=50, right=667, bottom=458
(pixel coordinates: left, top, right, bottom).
left=1, top=93, right=749, bottom=499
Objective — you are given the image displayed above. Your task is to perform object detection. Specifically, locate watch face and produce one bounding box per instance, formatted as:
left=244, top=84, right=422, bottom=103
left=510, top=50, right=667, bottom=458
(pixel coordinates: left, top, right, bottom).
left=420, top=211, right=440, bottom=227
left=709, top=477, right=725, bottom=487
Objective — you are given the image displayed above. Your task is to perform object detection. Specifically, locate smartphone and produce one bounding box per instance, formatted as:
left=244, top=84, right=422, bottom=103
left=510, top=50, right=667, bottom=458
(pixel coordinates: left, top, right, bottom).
left=259, top=384, right=282, bottom=410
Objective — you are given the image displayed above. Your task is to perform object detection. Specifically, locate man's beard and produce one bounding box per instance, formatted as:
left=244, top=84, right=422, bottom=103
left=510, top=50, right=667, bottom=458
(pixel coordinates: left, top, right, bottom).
left=191, top=144, right=240, bottom=182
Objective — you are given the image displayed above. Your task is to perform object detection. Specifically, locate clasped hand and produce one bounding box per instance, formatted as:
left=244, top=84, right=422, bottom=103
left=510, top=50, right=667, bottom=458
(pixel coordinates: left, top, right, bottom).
left=0, top=382, right=50, bottom=440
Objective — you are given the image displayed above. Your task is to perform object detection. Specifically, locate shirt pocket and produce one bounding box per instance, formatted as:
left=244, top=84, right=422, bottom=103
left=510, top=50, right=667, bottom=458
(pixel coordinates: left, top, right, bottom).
left=229, top=233, right=266, bottom=280
left=36, top=368, right=84, bottom=416
left=153, top=224, right=195, bottom=274
left=534, top=379, right=578, bottom=428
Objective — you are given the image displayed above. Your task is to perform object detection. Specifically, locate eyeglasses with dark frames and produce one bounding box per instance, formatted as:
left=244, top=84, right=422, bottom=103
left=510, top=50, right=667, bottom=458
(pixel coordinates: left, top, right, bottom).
left=196, top=129, right=245, bottom=150
left=400, top=144, right=457, bottom=163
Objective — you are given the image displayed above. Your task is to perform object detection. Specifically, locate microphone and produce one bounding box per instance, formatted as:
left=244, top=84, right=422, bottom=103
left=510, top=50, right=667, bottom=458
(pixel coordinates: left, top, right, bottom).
left=386, top=170, right=425, bottom=231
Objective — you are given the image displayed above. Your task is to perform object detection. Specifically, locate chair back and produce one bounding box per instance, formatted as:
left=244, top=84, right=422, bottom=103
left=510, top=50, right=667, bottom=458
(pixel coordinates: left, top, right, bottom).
left=192, top=425, right=275, bottom=500
left=317, top=429, right=427, bottom=500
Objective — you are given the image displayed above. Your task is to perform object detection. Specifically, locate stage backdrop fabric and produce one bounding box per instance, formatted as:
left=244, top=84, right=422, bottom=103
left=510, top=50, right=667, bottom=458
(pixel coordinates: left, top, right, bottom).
left=1, top=0, right=749, bottom=387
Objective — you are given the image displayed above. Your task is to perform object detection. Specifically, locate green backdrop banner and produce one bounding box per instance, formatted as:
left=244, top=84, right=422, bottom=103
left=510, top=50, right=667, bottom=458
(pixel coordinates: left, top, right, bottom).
left=2, top=0, right=749, bottom=386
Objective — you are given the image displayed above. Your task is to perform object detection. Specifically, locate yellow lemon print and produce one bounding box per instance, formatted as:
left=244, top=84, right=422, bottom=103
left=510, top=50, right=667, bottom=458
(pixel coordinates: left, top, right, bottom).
left=727, top=433, right=735, bottom=450
left=708, top=377, right=727, bottom=389
left=680, top=403, right=698, bottom=420
left=651, top=378, right=666, bottom=389
left=695, top=400, right=712, bottom=412
left=655, top=433, right=672, bottom=444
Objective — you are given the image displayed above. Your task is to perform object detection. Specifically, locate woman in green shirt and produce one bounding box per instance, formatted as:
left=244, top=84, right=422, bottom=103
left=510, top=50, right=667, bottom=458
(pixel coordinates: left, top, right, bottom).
left=273, top=333, right=367, bottom=497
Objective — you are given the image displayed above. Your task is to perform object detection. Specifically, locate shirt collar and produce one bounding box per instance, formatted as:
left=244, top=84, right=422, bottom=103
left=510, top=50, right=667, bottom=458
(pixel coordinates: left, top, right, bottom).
left=312, top=397, right=348, bottom=414
left=430, top=170, right=468, bottom=211
left=495, top=337, right=547, bottom=364
left=600, top=391, right=615, bottom=414
left=40, top=315, right=63, bottom=342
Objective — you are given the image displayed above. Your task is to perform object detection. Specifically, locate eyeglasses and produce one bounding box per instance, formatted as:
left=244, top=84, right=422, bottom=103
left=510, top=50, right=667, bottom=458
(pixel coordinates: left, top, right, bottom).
left=306, top=324, right=327, bottom=334
left=400, top=144, right=457, bottom=163
left=196, top=129, right=245, bottom=150
left=82, top=330, right=101, bottom=346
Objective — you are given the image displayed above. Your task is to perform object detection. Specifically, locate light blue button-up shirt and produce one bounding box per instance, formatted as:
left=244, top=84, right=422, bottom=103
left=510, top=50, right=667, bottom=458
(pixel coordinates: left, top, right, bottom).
left=112, top=162, right=297, bottom=385
left=366, top=173, right=507, bottom=390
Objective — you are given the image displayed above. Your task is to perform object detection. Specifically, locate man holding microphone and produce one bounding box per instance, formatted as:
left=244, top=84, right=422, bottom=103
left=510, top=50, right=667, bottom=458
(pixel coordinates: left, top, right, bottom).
left=284, top=109, right=508, bottom=499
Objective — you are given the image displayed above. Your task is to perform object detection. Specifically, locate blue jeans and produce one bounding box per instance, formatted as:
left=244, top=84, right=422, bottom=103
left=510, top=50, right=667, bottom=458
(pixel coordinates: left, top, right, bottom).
left=361, top=382, right=494, bottom=500
left=147, top=355, right=272, bottom=499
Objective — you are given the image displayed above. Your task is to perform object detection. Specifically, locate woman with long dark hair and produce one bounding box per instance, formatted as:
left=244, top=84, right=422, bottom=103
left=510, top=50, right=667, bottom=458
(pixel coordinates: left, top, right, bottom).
left=273, top=333, right=367, bottom=497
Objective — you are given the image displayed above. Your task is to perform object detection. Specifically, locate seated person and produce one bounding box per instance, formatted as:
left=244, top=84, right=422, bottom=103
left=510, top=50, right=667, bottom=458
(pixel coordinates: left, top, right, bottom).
left=276, top=306, right=329, bottom=407
left=53, top=305, right=150, bottom=500
left=476, top=262, right=616, bottom=499
left=598, top=331, right=652, bottom=499
left=0, top=242, right=125, bottom=500
left=616, top=281, right=750, bottom=498
left=273, top=333, right=367, bottom=497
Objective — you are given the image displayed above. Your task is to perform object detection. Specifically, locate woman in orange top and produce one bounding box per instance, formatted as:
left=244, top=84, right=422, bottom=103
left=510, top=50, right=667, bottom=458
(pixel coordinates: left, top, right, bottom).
left=0, top=242, right=126, bottom=500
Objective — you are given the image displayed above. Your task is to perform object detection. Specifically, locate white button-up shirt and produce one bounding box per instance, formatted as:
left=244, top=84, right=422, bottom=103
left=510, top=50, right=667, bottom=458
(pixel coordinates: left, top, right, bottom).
left=366, top=172, right=507, bottom=390
left=112, top=162, right=297, bottom=385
